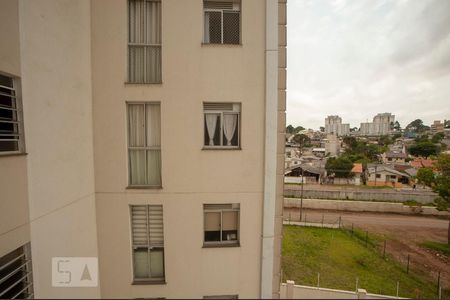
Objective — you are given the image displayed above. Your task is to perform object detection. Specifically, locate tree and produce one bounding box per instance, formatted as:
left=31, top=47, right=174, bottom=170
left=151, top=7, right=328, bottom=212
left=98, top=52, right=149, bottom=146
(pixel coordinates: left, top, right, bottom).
left=325, top=157, right=353, bottom=178
left=431, top=132, right=445, bottom=143
left=409, top=141, right=440, bottom=158
left=286, top=124, right=295, bottom=134
left=445, top=120, right=450, bottom=129
left=393, top=121, right=401, bottom=131
left=391, top=133, right=402, bottom=142
left=432, top=154, right=450, bottom=244
left=343, top=136, right=358, bottom=149
left=293, top=134, right=310, bottom=149
left=378, top=135, right=392, bottom=146
left=319, top=126, right=325, bottom=132
left=414, top=134, right=429, bottom=143
left=406, top=119, right=430, bottom=133
left=416, top=168, right=434, bottom=187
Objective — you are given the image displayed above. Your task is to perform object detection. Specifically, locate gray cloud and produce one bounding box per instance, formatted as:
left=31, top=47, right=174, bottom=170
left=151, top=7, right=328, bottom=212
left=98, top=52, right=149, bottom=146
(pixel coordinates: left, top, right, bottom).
left=287, top=0, right=450, bottom=129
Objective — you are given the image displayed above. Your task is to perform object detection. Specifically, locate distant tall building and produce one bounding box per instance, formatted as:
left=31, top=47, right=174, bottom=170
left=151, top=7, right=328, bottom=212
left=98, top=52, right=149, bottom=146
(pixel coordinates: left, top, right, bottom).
left=324, top=134, right=340, bottom=157
left=325, top=115, right=350, bottom=136
left=430, top=120, right=444, bottom=134
left=359, top=113, right=395, bottom=136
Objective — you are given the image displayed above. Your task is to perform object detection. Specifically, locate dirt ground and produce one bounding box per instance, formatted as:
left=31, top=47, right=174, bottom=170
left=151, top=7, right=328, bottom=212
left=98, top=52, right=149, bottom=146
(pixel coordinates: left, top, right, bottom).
left=284, top=207, right=450, bottom=291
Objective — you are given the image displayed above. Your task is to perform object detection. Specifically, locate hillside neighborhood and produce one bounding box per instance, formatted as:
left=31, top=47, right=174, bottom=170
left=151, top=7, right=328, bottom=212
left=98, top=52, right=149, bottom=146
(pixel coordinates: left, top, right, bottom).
left=285, top=114, right=450, bottom=190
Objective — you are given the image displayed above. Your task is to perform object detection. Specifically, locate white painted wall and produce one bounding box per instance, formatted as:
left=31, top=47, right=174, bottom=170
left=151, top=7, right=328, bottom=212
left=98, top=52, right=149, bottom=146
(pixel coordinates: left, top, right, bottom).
left=18, top=0, right=100, bottom=297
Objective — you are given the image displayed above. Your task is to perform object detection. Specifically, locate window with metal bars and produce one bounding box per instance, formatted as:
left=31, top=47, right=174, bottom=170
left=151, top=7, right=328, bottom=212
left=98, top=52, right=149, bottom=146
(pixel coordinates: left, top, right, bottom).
left=0, top=73, right=24, bottom=154
left=127, top=102, right=162, bottom=187
left=0, top=244, right=34, bottom=299
left=128, top=0, right=162, bottom=83
left=203, top=1, right=241, bottom=44
left=130, top=205, right=165, bottom=283
left=204, top=103, right=240, bottom=148
left=204, top=204, right=240, bottom=246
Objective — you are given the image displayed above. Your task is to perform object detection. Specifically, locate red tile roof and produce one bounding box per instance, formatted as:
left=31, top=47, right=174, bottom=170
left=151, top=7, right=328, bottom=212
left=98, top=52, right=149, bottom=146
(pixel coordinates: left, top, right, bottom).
left=351, top=163, right=363, bottom=173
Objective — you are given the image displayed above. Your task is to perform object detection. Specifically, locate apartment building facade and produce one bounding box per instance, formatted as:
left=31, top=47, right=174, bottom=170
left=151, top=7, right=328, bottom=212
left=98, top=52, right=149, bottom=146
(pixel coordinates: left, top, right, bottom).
left=324, top=115, right=349, bottom=136
left=0, top=0, right=286, bottom=298
left=359, top=113, right=395, bottom=136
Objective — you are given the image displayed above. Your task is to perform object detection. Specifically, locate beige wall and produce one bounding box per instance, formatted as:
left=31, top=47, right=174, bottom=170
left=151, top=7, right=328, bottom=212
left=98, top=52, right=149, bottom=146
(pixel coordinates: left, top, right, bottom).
left=18, top=0, right=100, bottom=297
left=92, top=0, right=267, bottom=298
left=0, top=0, right=31, bottom=258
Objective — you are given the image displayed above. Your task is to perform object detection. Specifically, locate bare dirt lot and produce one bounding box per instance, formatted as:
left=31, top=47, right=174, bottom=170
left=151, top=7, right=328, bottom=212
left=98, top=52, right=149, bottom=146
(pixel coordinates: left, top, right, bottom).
left=284, top=207, right=450, bottom=291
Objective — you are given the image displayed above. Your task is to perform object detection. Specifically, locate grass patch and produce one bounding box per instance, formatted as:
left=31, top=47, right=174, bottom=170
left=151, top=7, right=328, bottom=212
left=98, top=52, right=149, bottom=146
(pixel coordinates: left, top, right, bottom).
left=421, top=241, right=450, bottom=257
left=282, top=226, right=437, bottom=298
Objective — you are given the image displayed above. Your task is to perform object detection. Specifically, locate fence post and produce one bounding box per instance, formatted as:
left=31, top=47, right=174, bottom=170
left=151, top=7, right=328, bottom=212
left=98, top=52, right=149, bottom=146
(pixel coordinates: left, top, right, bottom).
left=355, top=277, right=359, bottom=291
left=396, top=281, right=399, bottom=298
left=338, top=216, right=341, bottom=228
left=288, top=211, right=291, bottom=225
left=317, top=273, right=320, bottom=288
left=321, top=215, right=324, bottom=228
left=357, top=288, right=367, bottom=299
left=406, top=254, right=410, bottom=274
left=351, top=223, right=354, bottom=236
left=365, top=231, right=368, bottom=247
left=286, top=280, right=295, bottom=299
left=383, top=240, right=386, bottom=259
left=437, top=271, right=441, bottom=298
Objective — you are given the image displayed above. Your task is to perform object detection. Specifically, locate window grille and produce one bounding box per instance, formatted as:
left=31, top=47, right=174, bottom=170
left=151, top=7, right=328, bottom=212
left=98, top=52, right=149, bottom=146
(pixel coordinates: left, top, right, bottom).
left=204, top=103, right=240, bottom=148
left=0, top=244, right=34, bottom=299
left=203, top=1, right=240, bottom=44
left=204, top=203, right=240, bottom=246
left=127, top=102, right=162, bottom=187
left=131, top=205, right=165, bottom=282
left=128, top=0, right=162, bottom=83
left=0, top=74, right=24, bottom=154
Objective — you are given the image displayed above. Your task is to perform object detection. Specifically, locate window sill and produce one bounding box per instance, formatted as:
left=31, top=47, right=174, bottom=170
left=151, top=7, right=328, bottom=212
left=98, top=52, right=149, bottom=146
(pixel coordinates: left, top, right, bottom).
left=0, top=152, right=28, bottom=158
left=125, top=82, right=163, bottom=85
left=202, top=243, right=240, bottom=248
left=126, top=185, right=163, bottom=190
left=132, top=280, right=166, bottom=285
left=201, top=43, right=242, bottom=47
left=202, top=147, right=241, bottom=151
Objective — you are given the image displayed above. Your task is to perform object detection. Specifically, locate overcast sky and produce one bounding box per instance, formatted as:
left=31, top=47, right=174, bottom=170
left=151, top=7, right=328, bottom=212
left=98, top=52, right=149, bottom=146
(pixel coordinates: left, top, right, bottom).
left=287, top=0, right=450, bottom=130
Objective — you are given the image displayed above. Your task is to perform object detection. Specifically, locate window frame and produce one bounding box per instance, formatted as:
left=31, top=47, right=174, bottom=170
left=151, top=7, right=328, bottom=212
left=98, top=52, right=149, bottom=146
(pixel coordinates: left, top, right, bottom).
left=203, top=204, right=240, bottom=247
left=203, top=104, right=241, bottom=150
left=0, top=73, right=25, bottom=156
left=126, top=101, right=162, bottom=189
left=127, top=0, right=162, bottom=84
left=203, top=1, right=241, bottom=45
left=0, top=243, right=34, bottom=299
left=129, top=205, right=166, bottom=284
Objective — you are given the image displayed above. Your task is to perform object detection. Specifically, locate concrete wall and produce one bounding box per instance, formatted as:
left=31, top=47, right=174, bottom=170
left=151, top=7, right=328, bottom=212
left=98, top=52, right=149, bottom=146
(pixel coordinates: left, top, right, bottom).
left=18, top=0, right=100, bottom=297
left=285, top=186, right=437, bottom=204
left=0, top=0, right=31, bottom=259
left=280, top=282, right=402, bottom=299
left=91, top=0, right=268, bottom=298
left=284, top=198, right=450, bottom=217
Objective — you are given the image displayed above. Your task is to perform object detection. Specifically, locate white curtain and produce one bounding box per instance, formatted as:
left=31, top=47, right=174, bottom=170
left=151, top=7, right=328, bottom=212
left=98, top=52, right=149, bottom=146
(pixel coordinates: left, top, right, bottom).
left=146, top=104, right=161, bottom=186
left=147, top=150, right=161, bottom=186
left=204, top=12, right=210, bottom=43
left=146, top=104, right=161, bottom=147
left=128, top=0, right=161, bottom=83
left=129, top=104, right=146, bottom=185
left=223, top=114, right=237, bottom=146
left=205, top=114, right=218, bottom=146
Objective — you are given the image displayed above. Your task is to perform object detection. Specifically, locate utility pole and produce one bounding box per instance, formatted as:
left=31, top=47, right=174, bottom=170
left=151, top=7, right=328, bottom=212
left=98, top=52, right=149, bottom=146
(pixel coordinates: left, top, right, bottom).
left=300, top=168, right=304, bottom=222
left=374, top=165, right=378, bottom=187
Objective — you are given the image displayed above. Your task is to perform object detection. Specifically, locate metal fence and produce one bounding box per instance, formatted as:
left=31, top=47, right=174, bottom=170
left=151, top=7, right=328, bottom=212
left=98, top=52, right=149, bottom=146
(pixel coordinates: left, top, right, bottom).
left=282, top=211, right=449, bottom=299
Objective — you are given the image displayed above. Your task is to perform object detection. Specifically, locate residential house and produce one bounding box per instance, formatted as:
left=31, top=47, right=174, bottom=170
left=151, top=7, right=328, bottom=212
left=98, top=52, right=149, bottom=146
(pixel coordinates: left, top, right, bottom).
left=0, top=0, right=286, bottom=298
left=366, top=165, right=410, bottom=188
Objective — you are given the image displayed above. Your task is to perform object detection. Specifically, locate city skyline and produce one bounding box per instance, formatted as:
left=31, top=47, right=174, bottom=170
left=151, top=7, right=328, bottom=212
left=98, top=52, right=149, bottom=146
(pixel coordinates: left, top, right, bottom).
left=287, top=0, right=450, bottom=129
